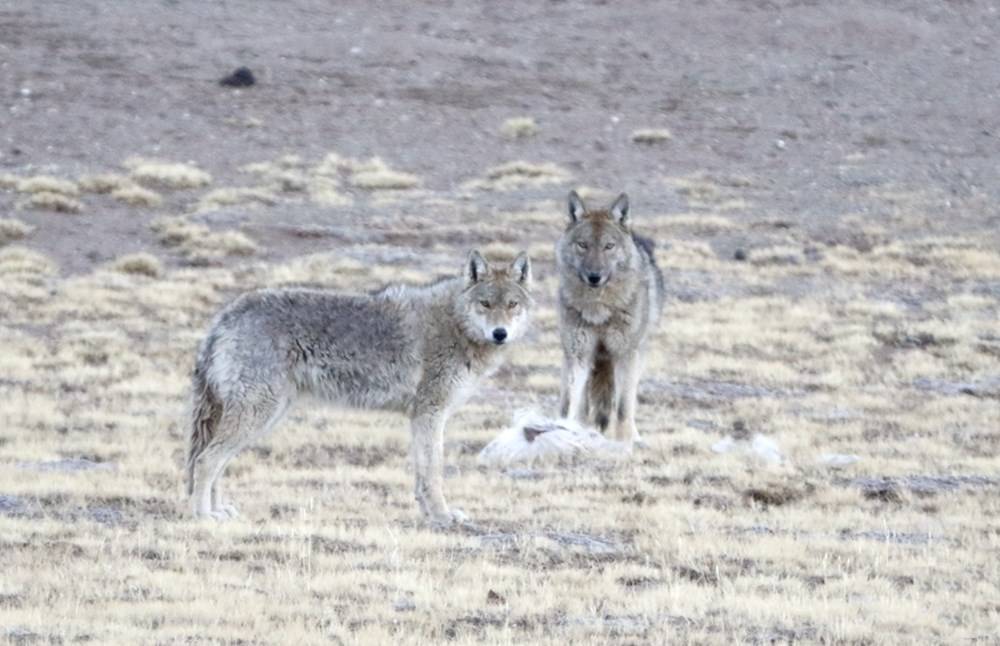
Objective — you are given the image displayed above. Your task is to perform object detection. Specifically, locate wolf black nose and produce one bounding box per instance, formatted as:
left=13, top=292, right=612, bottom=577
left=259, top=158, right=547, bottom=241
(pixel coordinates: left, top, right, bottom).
left=492, top=328, right=508, bottom=343
left=587, top=273, right=602, bottom=286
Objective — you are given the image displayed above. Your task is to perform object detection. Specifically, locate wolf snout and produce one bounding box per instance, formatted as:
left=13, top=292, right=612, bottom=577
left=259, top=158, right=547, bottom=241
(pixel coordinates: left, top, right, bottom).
left=492, top=327, right=508, bottom=344
left=585, top=272, right=604, bottom=287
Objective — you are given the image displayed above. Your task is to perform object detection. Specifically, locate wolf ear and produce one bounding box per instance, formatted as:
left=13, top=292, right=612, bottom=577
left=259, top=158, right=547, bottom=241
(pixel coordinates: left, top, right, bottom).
left=610, top=193, right=629, bottom=226
left=568, top=190, right=586, bottom=223
left=466, top=250, right=489, bottom=284
left=510, top=251, right=531, bottom=286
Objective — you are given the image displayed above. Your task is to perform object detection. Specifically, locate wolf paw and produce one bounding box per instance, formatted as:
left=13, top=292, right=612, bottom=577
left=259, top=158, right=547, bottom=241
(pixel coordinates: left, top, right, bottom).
left=215, top=502, right=240, bottom=518
left=193, top=509, right=231, bottom=521
left=428, top=508, right=468, bottom=529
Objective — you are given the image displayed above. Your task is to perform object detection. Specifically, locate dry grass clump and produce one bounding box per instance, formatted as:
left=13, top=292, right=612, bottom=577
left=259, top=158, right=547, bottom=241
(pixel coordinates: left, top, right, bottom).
left=152, top=216, right=258, bottom=262
left=463, top=161, right=572, bottom=192
left=0, top=217, right=33, bottom=244
left=109, top=253, right=164, bottom=278
left=110, top=185, right=162, bottom=207
left=240, top=158, right=309, bottom=193
left=17, top=191, right=84, bottom=214
left=308, top=177, right=352, bottom=207
left=501, top=116, right=539, bottom=139
left=350, top=159, right=421, bottom=190
left=0, top=245, right=57, bottom=277
left=77, top=173, right=133, bottom=194
left=631, top=128, right=673, bottom=144
left=0, top=172, right=20, bottom=189
left=196, top=187, right=277, bottom=212
left=126, top=158, right=212, bottom=189
left=15, top=176, right=80, bottom=196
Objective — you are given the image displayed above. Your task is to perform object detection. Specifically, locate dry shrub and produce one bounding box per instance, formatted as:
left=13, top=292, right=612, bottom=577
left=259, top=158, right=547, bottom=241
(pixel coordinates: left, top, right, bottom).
left=501, top=117, right=539, bottom=139
left=16, top=176, right=79, bottom=196
left=196, top=187, right=277, bottom=211
left=17, top=192, right=83, bottom=214
left=631, top=128, right=673, bottom=144
left=0, top=218, right=33, bottom=244
left=110, top=253, right=164, bottom=278
left=111, top=185, right=162, bottom=207
left=127, top=158, right=212, bottom=189
left=78, top=174, right=133, bottom=194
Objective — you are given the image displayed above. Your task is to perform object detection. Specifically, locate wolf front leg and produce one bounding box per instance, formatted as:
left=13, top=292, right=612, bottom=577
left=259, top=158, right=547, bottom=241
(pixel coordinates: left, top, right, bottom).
left=410, top=410, right=462, bottom=526
left=614, top=351, right=645, bottom=445
left=559, top=355, right=591, bottom=423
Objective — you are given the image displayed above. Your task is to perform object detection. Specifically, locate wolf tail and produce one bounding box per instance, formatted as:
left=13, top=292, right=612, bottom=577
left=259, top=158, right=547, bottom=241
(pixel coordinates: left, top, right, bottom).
left=587, top=345, right=615, bottom=432
left=186, top=350, right=223, bottom=496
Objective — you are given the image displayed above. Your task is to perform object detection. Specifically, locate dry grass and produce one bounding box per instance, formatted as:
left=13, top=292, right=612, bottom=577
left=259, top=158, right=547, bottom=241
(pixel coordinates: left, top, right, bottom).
left=631, top=128, right=673, bottom=144
left=16, top=191, right=84, bottom=214
left=501, top=116, right=539, bottom=139
left=350, top=160, right=421, bottom=190
left=0, top=217, right=33, bottom=244
left=110, top=253, right=164, bottom=278
left=78, top=173, right=133, bottom=194
left=2, top=157, right=999, bottom=645
left=151, top=216, right=259, bottom=262
left=196, top=187, right=278, bottom=212
left=111, top=185, right=163, bottom=208
left=16, top=175, right=80, bottom=196
left=127, top=158, right=212, bottom=189
left=464, top=161, right=572, bottom=192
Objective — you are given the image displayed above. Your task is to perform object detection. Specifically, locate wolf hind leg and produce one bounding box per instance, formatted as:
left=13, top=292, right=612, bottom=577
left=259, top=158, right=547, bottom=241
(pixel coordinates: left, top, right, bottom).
left=190, top=394, right=290, bottom=520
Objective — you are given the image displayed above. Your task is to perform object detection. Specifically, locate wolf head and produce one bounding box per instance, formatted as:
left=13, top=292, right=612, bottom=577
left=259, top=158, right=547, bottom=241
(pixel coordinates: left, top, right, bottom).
left=458, top=250, right=533, bottom=346
left=557, top=191, right=637, bottom=288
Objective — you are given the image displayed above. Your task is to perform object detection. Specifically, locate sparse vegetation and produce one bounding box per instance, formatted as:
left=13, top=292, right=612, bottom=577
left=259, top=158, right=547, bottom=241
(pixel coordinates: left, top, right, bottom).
left=501, top=116, right=539, bottom=139
left=0, top=217, right=33, bottom=244
left=110, top=252, right=164, bottom=277
left=127, top=158, right=212, bottom=189
left=631, top=128, right=673, bottom=144
left=3, top=159, right=1000, bottom=644
left=17, top=191, right=84, bottom=213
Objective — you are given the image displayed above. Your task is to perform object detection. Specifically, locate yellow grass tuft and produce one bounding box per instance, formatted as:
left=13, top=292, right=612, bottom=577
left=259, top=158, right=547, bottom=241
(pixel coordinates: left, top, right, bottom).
left=501, top=116, right=539, bottom=139
left=464, top=161, right=572, bottom=192
left=16, top=175, right=80, bottom=196
left=151, top=216, right=258, bottom=261
left=307, top=176, right=352, bottom=207
left=110, top=252, right=164, bottom=278
left=350, top=159, right=420, bottom=190
left=78, top=173, right=133, bottom=194
left=0, top=172, right=20, bottom=189
left=110, top=185, right=162, bottom=207
left=196, top=187, right=277, bottom=212
left=631, top=128, right=673, bottom=144
left=17, top=191, right=84, bottom=214
left=127, top=158, right=212, bottom=189
left=0, top=217, right=33, bottom=244
left=0, top=245, right=57, bottom=276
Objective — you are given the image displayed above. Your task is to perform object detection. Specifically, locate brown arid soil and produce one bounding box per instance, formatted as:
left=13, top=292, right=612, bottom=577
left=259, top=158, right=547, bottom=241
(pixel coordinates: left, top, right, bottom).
left=1, top=1, right=999, bottom=644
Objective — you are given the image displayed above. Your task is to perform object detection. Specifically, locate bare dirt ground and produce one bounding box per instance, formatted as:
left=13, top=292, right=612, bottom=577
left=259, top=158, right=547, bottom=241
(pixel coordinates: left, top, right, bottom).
left=1, top=1, right=999, bottom=644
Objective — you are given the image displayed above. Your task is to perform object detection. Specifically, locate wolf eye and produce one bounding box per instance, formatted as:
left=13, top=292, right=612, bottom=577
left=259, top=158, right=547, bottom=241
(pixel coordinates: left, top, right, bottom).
left=604, top=242, right=616, bottom=250
left=479, top=300, right=492, bottom=309
left=507, top=301, right=519, bottom=310
left=576, top=241, right=589, bottom=250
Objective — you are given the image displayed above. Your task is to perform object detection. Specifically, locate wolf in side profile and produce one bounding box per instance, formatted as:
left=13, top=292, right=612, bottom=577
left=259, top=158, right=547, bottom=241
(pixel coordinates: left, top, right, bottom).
left=556, top=191, right=664, bottom=445
left=186, top=250, right=532, bottom=525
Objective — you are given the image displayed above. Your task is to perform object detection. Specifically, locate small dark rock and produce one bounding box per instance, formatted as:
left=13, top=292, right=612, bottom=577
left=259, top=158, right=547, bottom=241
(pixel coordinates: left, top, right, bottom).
left=220, top=67, right=256, bottom=87
left=486, top=589, right=506, bottom=605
